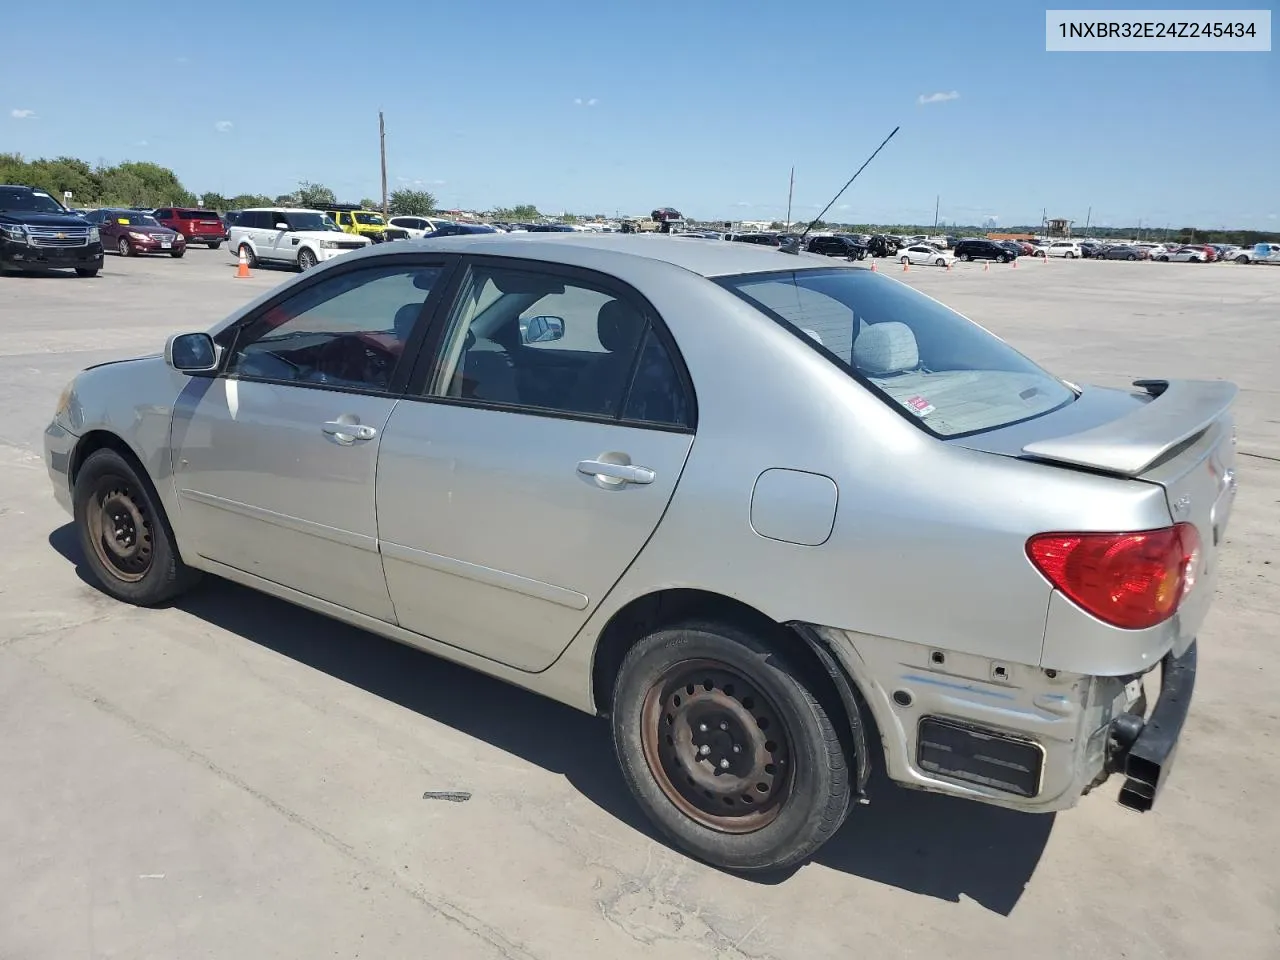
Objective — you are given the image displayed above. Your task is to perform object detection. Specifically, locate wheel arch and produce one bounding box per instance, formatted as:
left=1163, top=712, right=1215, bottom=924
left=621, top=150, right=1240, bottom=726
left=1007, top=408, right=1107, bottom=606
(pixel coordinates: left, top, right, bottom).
left=590, top=587, right=875, bottom=800
left=69, top=429, right=189, bottom=565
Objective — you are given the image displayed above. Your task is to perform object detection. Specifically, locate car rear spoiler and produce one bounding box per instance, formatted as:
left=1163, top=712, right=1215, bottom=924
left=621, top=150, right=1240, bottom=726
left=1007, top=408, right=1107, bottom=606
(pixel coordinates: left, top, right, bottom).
left=1020, top=379, right=1237, bottom=478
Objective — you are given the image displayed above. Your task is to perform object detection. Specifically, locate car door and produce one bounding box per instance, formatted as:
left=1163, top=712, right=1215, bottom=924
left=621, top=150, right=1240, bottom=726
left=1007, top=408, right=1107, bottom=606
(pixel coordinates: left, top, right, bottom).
left=170, top=256, right=453, bottom=620
left=375, top=257, right=696, bottom=671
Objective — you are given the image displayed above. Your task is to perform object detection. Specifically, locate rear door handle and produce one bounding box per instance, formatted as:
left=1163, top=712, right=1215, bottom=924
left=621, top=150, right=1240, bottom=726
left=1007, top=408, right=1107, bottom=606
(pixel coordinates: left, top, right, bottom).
left=577, top=459, right=655, bottom=485
left=322, top=421, right=378, bottom=442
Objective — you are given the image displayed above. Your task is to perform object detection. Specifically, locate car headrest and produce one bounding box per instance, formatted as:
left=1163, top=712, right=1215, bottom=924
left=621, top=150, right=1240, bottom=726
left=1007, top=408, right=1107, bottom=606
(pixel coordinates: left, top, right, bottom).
left=854, top=322, right=919, bottom=375
left=393, top=303, right=422, bottom=341
left=597, top=299, right=643, bottom=353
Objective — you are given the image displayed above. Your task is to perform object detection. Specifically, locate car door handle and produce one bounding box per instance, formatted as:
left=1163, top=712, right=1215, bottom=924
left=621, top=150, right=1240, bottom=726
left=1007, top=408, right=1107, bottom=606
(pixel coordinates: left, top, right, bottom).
left=577, top=460, right=655, bottom=485
left=322, top=421, right=378, bottom=442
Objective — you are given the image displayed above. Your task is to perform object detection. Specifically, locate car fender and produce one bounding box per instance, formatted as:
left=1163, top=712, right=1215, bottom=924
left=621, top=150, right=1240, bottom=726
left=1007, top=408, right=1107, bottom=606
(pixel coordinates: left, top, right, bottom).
left=60, top=356, right=194, bottom=542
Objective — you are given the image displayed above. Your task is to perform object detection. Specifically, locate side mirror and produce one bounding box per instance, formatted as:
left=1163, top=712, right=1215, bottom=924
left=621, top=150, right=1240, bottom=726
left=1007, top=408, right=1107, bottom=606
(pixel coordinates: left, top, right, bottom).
left=275, top=222, right=289, bottom=231
left=520, top=315, right=565, bottom=344
left=165, top=332, right=219, bottom=373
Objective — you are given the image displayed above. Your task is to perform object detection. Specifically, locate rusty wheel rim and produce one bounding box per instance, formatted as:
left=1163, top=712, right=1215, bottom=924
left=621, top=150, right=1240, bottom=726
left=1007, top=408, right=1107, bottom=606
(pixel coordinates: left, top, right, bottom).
left=86, top=477, right=153, bottom=583
left=640, top=659, right=792, bottom=834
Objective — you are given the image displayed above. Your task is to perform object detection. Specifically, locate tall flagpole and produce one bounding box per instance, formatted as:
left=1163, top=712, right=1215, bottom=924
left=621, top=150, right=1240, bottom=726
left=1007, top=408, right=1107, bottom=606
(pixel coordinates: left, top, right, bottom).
left=785, top=166, right=794, bottom=228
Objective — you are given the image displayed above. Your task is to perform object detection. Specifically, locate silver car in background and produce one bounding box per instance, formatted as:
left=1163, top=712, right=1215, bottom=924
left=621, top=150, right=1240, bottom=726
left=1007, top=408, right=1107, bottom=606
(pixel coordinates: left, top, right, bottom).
left=44, top=235, right=1237, bottom=872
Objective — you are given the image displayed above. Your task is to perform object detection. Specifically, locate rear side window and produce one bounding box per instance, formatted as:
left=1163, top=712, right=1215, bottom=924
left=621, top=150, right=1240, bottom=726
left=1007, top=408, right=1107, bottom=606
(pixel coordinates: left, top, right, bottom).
left=718, top=268, right=1075, bottom=438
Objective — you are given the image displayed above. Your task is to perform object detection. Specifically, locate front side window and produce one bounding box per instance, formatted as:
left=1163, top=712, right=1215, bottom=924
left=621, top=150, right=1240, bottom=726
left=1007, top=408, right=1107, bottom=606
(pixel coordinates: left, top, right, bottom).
left=226, top=264, right=443, bottom=391
left=719, top=267, right=1075, bottom=438
left=425, top=264, right=690, bottom=426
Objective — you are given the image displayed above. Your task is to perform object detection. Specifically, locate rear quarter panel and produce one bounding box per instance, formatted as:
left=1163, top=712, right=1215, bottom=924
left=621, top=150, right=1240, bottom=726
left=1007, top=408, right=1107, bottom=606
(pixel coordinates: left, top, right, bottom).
left=541, top=269, right=1175, bottom=708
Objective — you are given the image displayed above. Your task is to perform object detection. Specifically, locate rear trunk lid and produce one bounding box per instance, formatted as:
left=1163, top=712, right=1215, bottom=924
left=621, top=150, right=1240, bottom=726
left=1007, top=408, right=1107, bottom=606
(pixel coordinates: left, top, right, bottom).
left=957, top=379, right=1239, bottom=641
left=180, top=212, right=224, bottom=236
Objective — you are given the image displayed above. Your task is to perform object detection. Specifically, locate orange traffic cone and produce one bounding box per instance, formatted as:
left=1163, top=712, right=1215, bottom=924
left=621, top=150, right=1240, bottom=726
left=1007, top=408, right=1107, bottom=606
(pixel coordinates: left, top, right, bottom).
left=870, top=259, right=877, bottom=272
left=984, top=261, right=989, bottom=271
left=946, top=260, right=952, bottom=271
left=235, top=247, right=251, bottom=279
left=902, top=259, right=909, bottom=272
left=1011, top=257, right=1018, bottom=269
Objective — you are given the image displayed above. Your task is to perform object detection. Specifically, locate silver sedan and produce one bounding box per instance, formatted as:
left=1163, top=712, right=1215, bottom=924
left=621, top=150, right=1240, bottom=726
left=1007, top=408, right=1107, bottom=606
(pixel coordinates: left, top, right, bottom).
left=45, top=234, right=1238, bottom=872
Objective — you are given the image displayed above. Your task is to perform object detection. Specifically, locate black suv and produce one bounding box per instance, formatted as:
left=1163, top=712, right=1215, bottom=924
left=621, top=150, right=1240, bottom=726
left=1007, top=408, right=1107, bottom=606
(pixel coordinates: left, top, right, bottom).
left=806, top=235, right=868, bottom=260
left=952, top=238, right=1014, bottom=263
left=0, top=184, right=104, bottom=276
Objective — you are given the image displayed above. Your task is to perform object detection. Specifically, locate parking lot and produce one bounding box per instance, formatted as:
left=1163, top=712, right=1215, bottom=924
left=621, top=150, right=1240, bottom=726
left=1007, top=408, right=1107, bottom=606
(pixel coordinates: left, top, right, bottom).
left=2, top=245, right=1278, bottom=959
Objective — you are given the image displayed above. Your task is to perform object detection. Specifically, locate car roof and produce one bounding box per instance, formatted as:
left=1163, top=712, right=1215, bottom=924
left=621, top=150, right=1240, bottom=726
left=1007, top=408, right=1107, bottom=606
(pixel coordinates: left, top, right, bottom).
left=366, top=233, right=836, bottom=279
left=239, top=207, right=325, bottom=213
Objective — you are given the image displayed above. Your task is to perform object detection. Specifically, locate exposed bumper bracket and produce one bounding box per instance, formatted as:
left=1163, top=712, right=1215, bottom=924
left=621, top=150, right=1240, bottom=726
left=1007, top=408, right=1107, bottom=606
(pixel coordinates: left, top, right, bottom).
left=1113, top=640, right=1197, bottom=812
left=791, top=624, right=872, bottom=804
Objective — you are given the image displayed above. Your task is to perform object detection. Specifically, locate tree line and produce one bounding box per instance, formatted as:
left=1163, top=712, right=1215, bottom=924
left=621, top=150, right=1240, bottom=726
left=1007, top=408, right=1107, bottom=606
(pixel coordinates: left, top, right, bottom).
left=2, top=153, right=1272, bottom=243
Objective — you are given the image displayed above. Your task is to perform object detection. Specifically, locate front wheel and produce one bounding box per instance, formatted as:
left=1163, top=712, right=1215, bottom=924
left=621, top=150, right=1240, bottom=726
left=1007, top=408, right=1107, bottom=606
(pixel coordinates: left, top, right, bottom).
left=117, top=238, right=133, bottom=257
left=936, top=257, right=946, bottom=267
left=1065, top=252, right=1075, bottom=259
left=169, top=250, right=185, bottom=258
left=297, top=248, right=318, bottom=271
left=75, top=267, right=99, bottom=277
left=1001, top=254, right=1012, bottom=263
left=958, top=252, right=971, bottom=261
left=72, top=448, right=199, bottom=606
left=1235, top=255, right=1249, bottom=264
left=612, top=620, right=851, bottom=873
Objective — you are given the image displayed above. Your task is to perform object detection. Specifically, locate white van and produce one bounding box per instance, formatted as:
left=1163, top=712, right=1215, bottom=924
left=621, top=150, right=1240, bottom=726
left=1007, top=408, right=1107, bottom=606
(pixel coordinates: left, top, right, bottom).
left=228, top=207, right=370, bottom=271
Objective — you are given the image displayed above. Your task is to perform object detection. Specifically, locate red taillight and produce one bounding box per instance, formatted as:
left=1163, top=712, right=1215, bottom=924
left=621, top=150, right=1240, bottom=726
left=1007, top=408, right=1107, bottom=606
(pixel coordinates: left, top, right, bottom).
left=1026, top=523, right=1201, bottom=630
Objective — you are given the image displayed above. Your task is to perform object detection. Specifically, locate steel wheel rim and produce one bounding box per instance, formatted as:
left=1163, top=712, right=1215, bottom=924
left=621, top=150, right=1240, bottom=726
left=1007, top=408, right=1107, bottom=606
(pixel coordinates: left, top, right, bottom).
left=640, top=658, right=793, bottom=834
left=86, top=475, right=154, bottom=582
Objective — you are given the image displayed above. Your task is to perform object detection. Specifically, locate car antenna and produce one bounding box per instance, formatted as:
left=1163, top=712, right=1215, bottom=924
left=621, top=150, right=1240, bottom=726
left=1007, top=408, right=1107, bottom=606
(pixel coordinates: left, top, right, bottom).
left=779, top=125, right=901, bottom=255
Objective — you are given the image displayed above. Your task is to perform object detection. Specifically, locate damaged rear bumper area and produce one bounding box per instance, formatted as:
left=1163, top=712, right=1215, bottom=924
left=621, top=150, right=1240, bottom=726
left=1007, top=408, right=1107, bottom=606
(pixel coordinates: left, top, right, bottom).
left=1107, top=641, right=1196, bottom=812
left=804, top=625, right=1197, bottom=815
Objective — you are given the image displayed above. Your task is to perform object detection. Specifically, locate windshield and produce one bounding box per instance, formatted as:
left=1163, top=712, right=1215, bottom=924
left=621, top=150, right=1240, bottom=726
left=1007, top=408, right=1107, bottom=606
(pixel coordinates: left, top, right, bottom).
left=0, top=188, right=68, bottom=214
left=287, top=212, right=341, bottom=232
left=354, top=212, right=385, bottom=225
left=718, top=267, right=1076, bottom=438
left=112, top=212, right=160, bottom=226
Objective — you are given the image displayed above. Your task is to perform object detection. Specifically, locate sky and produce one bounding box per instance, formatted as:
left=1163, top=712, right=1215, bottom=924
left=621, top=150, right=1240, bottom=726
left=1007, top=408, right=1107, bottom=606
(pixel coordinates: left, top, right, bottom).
left=2, top=1, right=1276, bottom=228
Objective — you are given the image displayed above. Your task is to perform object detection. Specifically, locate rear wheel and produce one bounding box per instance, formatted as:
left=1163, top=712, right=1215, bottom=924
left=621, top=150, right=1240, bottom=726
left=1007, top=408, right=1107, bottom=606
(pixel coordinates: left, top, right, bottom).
left=935, top=257, right=946, bottom=267
left=612, top=620, right=851, bottom=873
left=959, top=252, right=971, bottom=261
left=208, top=241, right=222, bottom=249
left=1127, top=253, right=1137, bottom=261
left=1065, top=252, right=1075, bottom=259
left=72, top=448, right=199, bottom=606
left=1000, top=254, right=1011, bottom=263
left=900, top=256, right=910, bottom=265
left=238, top=243, right=257, bottom=267
left=75, top=267, right=99, bottom=277
left=1235, top=254, right=1249, bottom=264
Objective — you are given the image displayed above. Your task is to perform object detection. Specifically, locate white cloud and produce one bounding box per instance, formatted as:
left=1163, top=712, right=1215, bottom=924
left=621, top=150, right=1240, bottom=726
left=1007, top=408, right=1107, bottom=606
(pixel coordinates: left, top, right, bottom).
left=136, top=140, right=149, bottom=147
left=214, top=120, right=233, bottom=133
left=1269, top=213, right=1277, bottom=220
left=733, top=201, right=753, bottom=207
left=917, top=90, right=960, bottom=105
left=10, top=108, right=37, bottom=119
left=573, top=97, right=599, bottom=106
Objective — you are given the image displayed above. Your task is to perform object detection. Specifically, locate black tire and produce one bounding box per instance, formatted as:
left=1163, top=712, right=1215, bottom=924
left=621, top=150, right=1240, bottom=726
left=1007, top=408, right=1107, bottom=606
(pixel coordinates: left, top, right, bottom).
left=1001, top=254, right=1012, bottom=263
left=297, top=247, right=318, bottom=271
left=208, top=241, right=222, bottom=249
left=959, top=252, right=971, bottom=261
left=117, top=237, right=133, bottom=257
left=1127, top=253, right=1137, bottom=261
left=1235, top=255, right=1248, bottom=264
left=935, top=257, right=946, bottom=267
left=75, top=267, right=99, bottom=277
left=238, top=243, right=257, bottom=267
left=612, top=619, right=851, bottom=873
left=72, top=448, right=199, bottom=606
left=170, top=250, right=185, bottom=258
left=1065, top=252, right=1075, bottom=259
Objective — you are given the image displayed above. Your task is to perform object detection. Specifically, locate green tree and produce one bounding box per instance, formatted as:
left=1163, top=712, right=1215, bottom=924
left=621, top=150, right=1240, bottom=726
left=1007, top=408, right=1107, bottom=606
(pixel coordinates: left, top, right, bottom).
left=199, top=191, right=229, bottom=211
left=388, top=189, right=437, bottom=216
left=294, top=180, right=336, bottom=208
left=493, top=203, right=540, bottom=222
left=229, top=194, right=273, bottom=209
left=99, top=161, right=194, bottom=206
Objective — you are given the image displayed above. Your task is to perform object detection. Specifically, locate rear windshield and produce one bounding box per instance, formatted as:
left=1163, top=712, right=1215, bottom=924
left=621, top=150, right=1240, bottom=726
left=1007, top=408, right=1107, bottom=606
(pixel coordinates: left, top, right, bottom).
left=180, top=209, right=220, bottom=219
left=718, top=267, right=1076, bottom=438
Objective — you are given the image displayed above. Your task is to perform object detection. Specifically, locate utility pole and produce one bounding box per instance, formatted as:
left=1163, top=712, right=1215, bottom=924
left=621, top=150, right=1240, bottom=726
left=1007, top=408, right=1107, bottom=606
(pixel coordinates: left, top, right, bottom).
left=933, top=194, right=939, bottom=233
left=378, top=110, right=388, bottom=217
left=785, top=166, right=794, bottom=228
left=1084, top=206, right=1091, bottom=235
